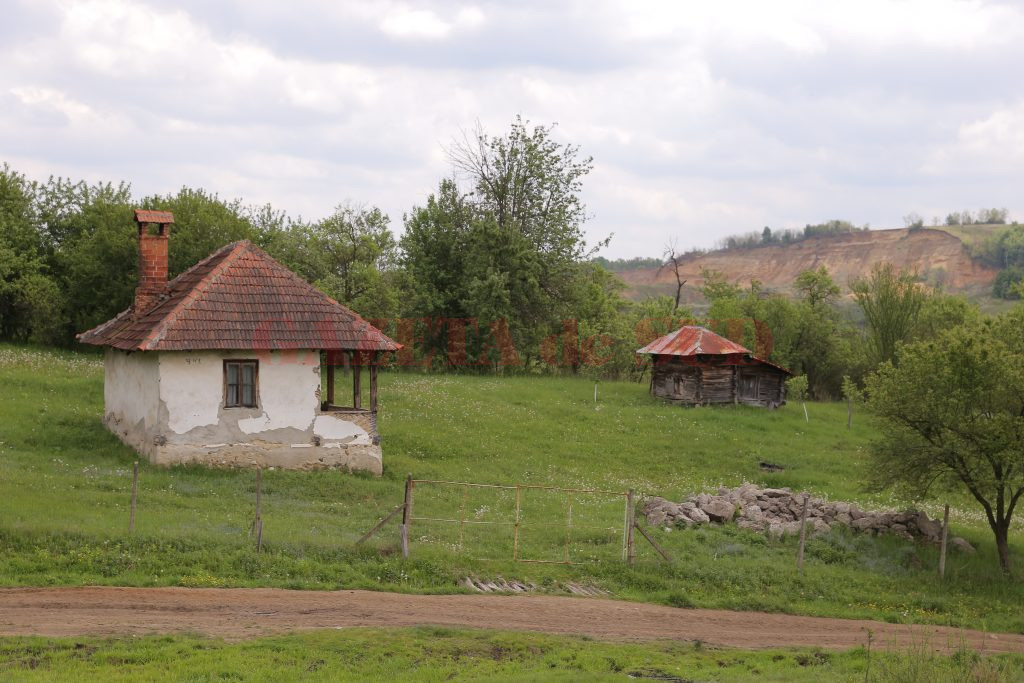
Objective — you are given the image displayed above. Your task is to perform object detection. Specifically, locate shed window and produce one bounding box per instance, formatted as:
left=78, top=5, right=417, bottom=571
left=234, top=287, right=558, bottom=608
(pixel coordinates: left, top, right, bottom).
left=224, top=360, right=258, bottom=408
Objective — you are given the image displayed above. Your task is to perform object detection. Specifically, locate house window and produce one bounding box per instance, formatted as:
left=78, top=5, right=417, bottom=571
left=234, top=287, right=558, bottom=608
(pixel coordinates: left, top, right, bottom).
left=224, top=360, right=258, bottom=408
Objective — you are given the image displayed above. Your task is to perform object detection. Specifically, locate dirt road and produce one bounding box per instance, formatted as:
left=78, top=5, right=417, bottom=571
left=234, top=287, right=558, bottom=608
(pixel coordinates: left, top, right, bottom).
left=0, top=587, right=1021, bottom=654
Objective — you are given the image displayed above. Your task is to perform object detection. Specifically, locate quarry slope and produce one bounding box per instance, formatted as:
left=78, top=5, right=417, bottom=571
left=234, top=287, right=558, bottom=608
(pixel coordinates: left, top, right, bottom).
left=618, top=227, right=998, bottom=300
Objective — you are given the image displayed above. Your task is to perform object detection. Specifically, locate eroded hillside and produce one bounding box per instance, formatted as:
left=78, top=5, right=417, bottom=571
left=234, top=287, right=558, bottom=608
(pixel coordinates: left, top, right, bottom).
left=617, top=228, right=998, bottom=301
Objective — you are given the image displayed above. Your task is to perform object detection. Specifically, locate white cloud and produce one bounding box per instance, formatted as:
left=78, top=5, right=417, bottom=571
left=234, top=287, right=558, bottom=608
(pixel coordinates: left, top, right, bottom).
left=1, top=0, right=1023, bottom=258
left=924, top=100, right=1024, bottom=174
left=379, top=3, right=485, bottom=40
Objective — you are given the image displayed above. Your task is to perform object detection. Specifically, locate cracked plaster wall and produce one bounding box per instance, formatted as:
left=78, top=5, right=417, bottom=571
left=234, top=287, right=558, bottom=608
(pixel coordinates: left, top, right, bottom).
left=101, top=348, right=380, bottom=474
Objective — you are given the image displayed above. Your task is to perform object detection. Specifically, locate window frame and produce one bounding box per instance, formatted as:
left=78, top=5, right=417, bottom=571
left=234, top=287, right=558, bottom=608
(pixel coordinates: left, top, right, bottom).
left=223, top=359, right=259, bottom=408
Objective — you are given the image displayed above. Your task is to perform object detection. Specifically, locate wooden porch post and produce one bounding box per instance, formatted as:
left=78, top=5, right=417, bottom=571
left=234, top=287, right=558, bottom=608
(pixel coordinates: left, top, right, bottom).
left=326, top=353, right=335, bottom=407
left=353, top=351, right=362, bottom=409
left=370, top=353, right=379, bottom=413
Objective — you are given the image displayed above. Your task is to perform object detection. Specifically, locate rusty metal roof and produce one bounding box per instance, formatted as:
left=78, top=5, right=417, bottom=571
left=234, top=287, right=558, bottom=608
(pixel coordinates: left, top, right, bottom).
left=77, top=240, right=400, bottom=352
left=637, top=326, right=750, bottom=357
left=638, top=325, right=792, bottom=375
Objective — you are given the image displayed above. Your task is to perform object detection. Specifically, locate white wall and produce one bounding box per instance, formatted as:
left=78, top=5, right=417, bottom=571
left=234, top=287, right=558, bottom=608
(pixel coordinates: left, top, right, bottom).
left=103, top=348, right=160, bottom=452
left=102, top=348, right=378, bottom=471
left=158, top=350, right=320, bottom=438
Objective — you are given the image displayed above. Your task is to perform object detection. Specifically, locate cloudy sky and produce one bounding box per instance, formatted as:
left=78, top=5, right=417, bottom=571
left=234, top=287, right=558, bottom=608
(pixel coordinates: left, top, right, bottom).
left=3, top=0, right=1023, bottom=257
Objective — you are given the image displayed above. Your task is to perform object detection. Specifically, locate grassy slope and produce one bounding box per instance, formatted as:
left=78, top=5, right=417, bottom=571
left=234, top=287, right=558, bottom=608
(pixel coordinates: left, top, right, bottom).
left=0, top=345, right=1021, bottom=634
left=2, top=628, right=1023, bottom=682
left=932, top=223, right=1011, bottom=249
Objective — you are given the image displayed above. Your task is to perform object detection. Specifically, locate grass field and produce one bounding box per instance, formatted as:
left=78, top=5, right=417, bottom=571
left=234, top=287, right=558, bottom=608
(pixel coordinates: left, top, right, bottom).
left=2, top=627, right=1023, bottom=682
left=932, top=223, right=1011, bottom=250
left=0, top=344, right=1021, bottom=636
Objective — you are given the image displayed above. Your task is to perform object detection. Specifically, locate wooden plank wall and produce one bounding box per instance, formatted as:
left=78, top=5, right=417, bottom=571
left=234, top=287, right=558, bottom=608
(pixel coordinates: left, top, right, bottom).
left=652, top=357, right=788, bottom=407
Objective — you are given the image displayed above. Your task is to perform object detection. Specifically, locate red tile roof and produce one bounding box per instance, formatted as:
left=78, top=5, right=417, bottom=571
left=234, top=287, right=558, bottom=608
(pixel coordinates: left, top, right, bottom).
left=637, top=325, right=750, bottom=356
left=77, top=240, right=400, bottom=352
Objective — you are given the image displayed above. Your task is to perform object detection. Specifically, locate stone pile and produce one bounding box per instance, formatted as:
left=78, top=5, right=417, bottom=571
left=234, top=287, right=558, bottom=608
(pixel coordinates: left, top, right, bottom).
left=642, top=483, right=975, bottom=552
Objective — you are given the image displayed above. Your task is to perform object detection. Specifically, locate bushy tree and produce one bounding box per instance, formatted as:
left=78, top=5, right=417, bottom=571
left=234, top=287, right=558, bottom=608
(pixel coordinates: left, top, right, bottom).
left=994, top=267, right=1024, bottom=300
left=851, top=264, right=927, bottom=366
left=141, top=188, right=257, bottom=277
left=0, top=166, right=63, bottom=342
left=702, top=266, right=861, bottom=397
left=402, top=119, right=605, bottom=366
left=266, top=205, right=401, bottom=322
left=865, top=309, right=1024, bottom=572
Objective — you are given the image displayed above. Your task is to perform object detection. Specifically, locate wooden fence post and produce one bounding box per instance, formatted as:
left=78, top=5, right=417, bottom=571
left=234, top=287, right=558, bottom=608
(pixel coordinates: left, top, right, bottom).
left=254, top=467, right=263, bottom=552
left=796, top=493, right=809, bottom=573
left=626, top=489, right=636, bottom=566
left=513, top=485, right=522, bottom=561
left=401, top=474, right=413, bottom=559
left=128, top=461, right=139, bottom=534
left=939, top=504, right=950, bottom=578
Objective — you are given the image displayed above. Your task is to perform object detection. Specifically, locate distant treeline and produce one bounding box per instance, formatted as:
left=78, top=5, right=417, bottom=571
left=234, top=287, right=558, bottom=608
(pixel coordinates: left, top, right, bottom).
left=591, top=256, right=663, bottom=272
left=717, top=220, right=870, bottom=251
left=592, top=221, right=870, bottom=273
left=945, top=208, right=1010, bottom=226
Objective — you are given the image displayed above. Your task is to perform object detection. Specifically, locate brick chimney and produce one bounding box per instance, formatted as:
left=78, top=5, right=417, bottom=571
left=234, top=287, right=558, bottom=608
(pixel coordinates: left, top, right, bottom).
left=133, top=209, right=173, bottom=314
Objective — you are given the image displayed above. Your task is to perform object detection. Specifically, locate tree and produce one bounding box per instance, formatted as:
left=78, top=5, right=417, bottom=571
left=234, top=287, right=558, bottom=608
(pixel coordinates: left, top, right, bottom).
left=660, top=240, right=687, bottom=313
left=274, top=206, right=401, bottom=321
left=402, top=119, right=605, bottom=365
left=141, top=188, right=256, bottom=277
left=903, top=212, right=924, bottom=230
left=864, top=310, right=1024, bottom=572
left=851, top=263, right=927, bottom=365
left=794, top=266, right=840, bottom=308
left=912, top=293, right=981, bottom=340
left=0, top=165, right=63, bottom=342
left=400, top=179, right=472, bottom=321
left=448, top=116, right=597, bottom=262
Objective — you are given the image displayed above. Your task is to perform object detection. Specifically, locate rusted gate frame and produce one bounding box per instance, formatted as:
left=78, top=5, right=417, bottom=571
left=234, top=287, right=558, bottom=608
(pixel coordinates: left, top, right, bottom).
left=409, top=478, right=630, bottom=565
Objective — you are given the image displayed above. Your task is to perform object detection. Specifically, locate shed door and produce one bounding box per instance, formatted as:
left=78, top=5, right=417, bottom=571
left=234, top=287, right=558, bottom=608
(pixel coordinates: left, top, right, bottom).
left=739, top=373, right=759, bottom=399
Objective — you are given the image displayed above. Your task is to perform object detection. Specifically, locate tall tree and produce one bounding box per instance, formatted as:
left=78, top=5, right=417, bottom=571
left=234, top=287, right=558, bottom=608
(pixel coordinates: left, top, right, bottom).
left=448, top=116, right=596, bottom=261
left=864, top=309, right=1024, bottom=572
left=0, top=166, right=63, bottom=342
left=851, top=263, right=927, bottom=365
left=402, top=118, right=605, bottom=365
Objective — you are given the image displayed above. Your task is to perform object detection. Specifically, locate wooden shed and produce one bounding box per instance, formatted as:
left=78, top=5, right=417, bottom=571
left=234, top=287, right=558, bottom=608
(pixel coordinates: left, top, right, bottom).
left=638, top=326, right=791, bottom=408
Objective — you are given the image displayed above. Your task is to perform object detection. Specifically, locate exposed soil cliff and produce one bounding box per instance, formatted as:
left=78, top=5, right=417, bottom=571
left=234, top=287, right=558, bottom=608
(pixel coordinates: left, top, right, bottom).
left=617, top=228, right=998, bottom=301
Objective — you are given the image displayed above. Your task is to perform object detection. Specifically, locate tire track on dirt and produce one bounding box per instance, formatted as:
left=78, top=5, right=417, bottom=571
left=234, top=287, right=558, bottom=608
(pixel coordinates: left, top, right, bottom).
left=0, top=587, right=1021, bottom=654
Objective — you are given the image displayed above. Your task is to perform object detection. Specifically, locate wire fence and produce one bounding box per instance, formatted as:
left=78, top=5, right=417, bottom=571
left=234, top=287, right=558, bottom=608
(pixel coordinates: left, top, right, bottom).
left=401, top=477, right=635, bottom=564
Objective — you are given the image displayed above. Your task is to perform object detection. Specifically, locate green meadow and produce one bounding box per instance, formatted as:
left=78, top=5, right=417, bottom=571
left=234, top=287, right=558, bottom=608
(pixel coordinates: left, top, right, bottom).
left=0, top=344, right=1021, bottom=637
left=2, top=628, right=1023, bottom=682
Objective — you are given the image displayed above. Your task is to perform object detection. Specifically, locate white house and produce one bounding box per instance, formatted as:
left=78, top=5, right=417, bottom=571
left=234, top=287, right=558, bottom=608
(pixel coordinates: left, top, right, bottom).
left=78, top=210, right=400, bottom=474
